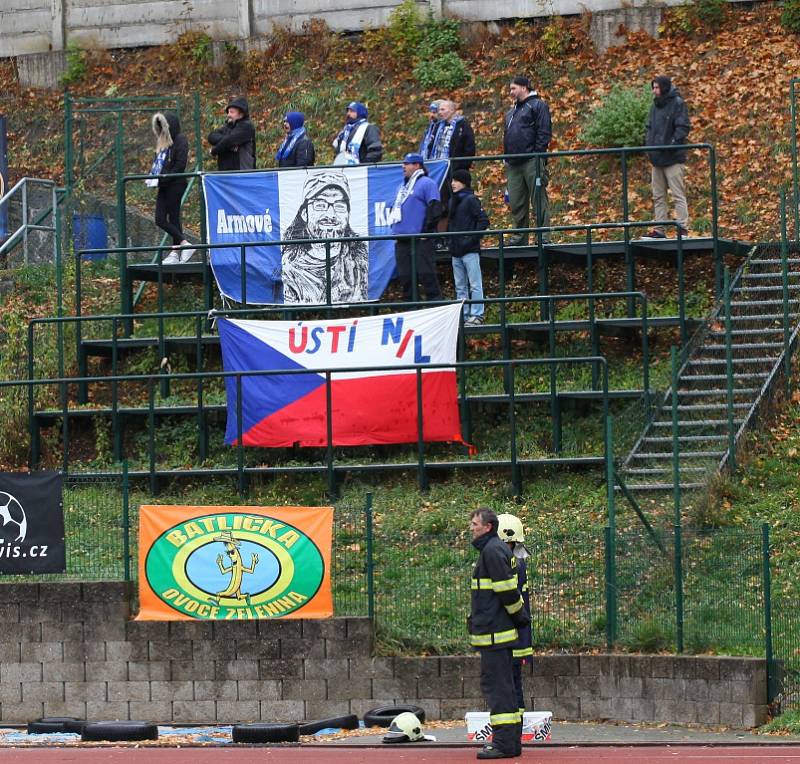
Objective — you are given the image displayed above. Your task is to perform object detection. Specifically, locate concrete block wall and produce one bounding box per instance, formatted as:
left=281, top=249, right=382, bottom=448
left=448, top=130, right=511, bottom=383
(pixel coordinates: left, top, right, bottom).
left=0, top=582, right=770, bottom=727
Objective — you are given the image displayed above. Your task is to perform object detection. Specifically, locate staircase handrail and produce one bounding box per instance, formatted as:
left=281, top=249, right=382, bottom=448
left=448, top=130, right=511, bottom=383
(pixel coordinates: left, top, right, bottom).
left=0, top=177, right=58, bottom=264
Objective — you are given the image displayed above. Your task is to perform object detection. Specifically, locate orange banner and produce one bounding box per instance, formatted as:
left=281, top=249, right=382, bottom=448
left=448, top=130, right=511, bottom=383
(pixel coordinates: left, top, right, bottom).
left=137, top=505, right=333, bottom=621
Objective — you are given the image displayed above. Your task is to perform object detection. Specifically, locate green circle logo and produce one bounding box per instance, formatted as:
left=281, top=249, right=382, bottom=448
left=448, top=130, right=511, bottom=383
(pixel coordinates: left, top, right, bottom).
left=145, top=512, right=325, bottom=619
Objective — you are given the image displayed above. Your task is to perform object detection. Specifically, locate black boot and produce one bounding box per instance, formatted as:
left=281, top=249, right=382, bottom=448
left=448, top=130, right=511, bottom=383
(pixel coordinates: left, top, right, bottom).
left=476, top=742, right=515, bottom=759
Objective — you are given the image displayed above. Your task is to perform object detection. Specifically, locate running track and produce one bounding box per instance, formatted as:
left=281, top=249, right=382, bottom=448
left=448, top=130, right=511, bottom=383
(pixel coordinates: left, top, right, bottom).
left=2, top=747, right=800, bottom=763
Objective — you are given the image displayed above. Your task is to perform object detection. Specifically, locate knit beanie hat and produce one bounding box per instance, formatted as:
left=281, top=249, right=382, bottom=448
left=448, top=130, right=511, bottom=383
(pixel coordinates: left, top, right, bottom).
left=284, top=112, right=305, bottom=130
left=452, top=169, right=472, bottom=187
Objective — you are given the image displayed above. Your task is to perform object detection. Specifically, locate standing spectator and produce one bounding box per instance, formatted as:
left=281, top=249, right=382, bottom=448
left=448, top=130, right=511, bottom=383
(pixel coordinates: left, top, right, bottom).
left=419, top=100, right=443, bottom=160
left=448, top=169, right=488, bottom=325
left=149, top=112, right=194, bottom=265
left=468, top=507, right=529, bottom=759
left=275, top=111, right=315, bottom=168
left=432, top=100, right=475, bottom=169
left=644, top=75, right=691, bottom=239
left=503, top=75, right=552, bottom=246
left=432, top=99, right=477, bottom=250
left=208, top=97, right=256, bottom=171
left=497, top=513, right=533, bottom=720
left=332, top=101, right=383, bottom=165
left=390, top=152, right=442, bottom=302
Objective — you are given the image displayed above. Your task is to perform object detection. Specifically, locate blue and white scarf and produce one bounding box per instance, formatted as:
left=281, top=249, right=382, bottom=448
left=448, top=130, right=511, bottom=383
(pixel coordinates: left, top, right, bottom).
left=145, top=148, right=168, bottom=188
left=333, top=119, right=368, bottom=165
left=388, top=169, right=424, bottom=225
left=420, top=120, right=442, bottom=160
left=275, top=126, right=306, bottom=161
left=432, top=116, right=462, bottom=160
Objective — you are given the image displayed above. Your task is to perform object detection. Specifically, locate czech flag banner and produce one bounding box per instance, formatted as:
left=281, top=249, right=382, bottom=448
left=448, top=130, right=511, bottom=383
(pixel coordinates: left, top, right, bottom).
left=217, top=303, right=464, bottom=448
left=202, top=160, right=449, bottom=306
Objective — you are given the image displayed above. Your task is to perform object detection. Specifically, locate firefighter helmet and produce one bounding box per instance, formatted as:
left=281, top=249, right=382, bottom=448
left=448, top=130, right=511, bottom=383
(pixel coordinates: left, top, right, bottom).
left=497, top=513, right=525, bottom=543
left=382, top=712, right=425, bottom=743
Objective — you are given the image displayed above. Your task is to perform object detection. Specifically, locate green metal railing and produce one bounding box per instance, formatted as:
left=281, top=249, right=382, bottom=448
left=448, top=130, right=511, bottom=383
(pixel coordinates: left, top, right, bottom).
left=74, top=219, right=698, bottom=326
left=22, top=355, right=609, bottom=497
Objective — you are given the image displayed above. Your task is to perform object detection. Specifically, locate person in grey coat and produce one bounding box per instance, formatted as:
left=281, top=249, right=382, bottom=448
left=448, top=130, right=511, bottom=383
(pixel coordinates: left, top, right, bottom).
left=644, top=75, right=691, bottom=238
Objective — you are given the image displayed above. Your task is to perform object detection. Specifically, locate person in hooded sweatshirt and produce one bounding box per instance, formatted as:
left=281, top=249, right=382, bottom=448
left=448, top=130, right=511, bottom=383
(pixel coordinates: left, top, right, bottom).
left=208, top=96, right=256, bottom=171
left=448, top=169, right=489, bottom=325
left=275, top=111, right=315, bottom=168
left=332, top=101, right=382, bottom=165
left=150, top=112, right=194, bottom=264
left=644, top=75, right=691, bottom=239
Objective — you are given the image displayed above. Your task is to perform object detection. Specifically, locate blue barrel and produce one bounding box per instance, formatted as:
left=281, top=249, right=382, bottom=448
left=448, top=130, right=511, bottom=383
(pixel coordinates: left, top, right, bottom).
left=73, top=214, right=108, bottom=260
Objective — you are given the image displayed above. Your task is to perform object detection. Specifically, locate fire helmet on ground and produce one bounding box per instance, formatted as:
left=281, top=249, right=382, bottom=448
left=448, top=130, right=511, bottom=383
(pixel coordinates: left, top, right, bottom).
left=382, top=712, right=425, bottom=744
left=497, top=513, right=525, bottom=543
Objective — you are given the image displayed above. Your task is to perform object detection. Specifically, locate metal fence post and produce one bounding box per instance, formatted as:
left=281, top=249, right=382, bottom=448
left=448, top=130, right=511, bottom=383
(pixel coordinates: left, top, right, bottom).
left=710, top=146, right=721, bottom=298
left=781, top=190, right=792, bottom=398
left=604, top=415, right=617, bottom=648
left=674, top=523, right=684, bottom=653
left=122, top=460, right=131, bottom=582
left=604, top=525, right=616, bottom=649
left=671, top=346, right=681, bottom=519
left=762, top=522, right=775, bottom=709
left=366, top=493, right=374, bottom=620
left=724, top=267, right=736, bottom=473
left=790, top=78, right=799, bottom=242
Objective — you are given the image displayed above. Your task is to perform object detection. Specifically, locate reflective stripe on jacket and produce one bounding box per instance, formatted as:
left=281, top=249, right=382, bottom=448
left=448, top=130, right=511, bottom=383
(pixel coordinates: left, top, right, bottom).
left=511, top=556, right=533, bottom=659
left=469, top=531, right=525, bottom=649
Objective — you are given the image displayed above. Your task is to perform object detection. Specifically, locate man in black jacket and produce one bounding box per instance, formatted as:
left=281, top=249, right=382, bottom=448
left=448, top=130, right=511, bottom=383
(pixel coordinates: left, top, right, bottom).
left=469, top=507, right=530, bottom=759
left=644, top=75, right=691, bottom=239
left=503, top=75, right=552, bottom=246
left=208, top=96, right=256, bottom=171
left=332, top=101, right=383, bottom=165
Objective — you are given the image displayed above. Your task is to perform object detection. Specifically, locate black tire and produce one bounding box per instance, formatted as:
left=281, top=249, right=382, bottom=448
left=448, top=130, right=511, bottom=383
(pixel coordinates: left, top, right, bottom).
left=298, top=714, right=359, bottom=736
left=27, top=717, right=81, bottom=734
left=81, top=721, right=159, bottom=742
left=232, top=722, right=300, bottom=744
left=63, top=719, right=87, bottom=734
left=362, top=705, right=426, bottom=728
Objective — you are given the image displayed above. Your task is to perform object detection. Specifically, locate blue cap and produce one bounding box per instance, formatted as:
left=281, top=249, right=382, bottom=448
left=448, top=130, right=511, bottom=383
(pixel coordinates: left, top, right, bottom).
left=346, top=101, right=368, bottom=119
left=429, top=102, right=439, bottom=112
left=402, top=152, right=425, bottom=165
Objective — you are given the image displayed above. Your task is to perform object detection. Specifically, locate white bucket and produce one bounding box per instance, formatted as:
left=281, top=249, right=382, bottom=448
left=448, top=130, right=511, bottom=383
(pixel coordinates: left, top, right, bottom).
left=465, top=711, right=552, bottom=742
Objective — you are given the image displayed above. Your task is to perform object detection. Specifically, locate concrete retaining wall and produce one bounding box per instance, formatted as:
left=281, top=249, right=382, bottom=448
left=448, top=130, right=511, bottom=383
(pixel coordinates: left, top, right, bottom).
left=0, top=582, right=770, bottom=727
left=3, top=0, right=727, bottom=60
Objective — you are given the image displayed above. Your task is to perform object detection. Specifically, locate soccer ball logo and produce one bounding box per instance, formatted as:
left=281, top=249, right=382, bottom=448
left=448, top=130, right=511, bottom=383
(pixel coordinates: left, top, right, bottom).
left=0, top=492, right=27, bottom=543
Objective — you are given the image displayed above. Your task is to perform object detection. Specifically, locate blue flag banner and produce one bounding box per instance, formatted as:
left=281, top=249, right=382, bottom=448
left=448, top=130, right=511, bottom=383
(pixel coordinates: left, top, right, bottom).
left=0, top=115, right=7, bottom=240
left=202, top=160, right=449, bottom=305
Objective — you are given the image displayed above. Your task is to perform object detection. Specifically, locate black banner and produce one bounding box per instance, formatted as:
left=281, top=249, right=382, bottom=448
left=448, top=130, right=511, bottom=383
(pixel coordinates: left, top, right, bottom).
left=0, top=114, right=6, bottom=239
left=0, top=472, right=65, bottom=574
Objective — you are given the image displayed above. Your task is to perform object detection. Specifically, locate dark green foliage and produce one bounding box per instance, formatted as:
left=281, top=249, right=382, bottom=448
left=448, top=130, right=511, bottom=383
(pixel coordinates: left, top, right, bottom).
left=782, top=0, right=800, bottom=33
left=580, top=84, right=651, bottom=148
left=413, top=51, right=470, bottom=90
left=60, top=43, right=88, bottom=88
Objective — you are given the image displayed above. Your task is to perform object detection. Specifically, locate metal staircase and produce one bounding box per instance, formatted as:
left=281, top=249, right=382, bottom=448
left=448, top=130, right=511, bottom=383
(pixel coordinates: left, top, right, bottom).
left=621, top=243, right=800, bottom=492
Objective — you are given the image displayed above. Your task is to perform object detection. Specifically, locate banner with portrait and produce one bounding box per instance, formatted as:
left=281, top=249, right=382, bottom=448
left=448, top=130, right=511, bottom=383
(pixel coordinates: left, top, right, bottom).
left=202, top=160, right=449, bottom=305
left=137, top=504, right=333, bottom=620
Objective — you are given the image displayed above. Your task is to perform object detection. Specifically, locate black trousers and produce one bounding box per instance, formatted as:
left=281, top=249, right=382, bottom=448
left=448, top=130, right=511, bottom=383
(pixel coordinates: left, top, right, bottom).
left=512, top=657, right=524, bottom=712
left=395, top=238, right=442, bottom=301
left=479, top=647, right=519, bottom=754
left=155, top=182, right=186, bottom=245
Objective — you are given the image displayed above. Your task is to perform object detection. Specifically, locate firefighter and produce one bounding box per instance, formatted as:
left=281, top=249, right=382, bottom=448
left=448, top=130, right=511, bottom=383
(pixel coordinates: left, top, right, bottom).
left=498, top=513, right=533, bottom=719
left=468, top=507, right=530, bottom=759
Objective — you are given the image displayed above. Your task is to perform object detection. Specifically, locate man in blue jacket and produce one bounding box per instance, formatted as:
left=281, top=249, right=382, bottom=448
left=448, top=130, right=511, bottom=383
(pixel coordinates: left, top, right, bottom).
left=503, top=75, right=552, bottom=247
left=390, top=153, right=442, bottom=301
left=644, top=75, right=691, bottom=239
